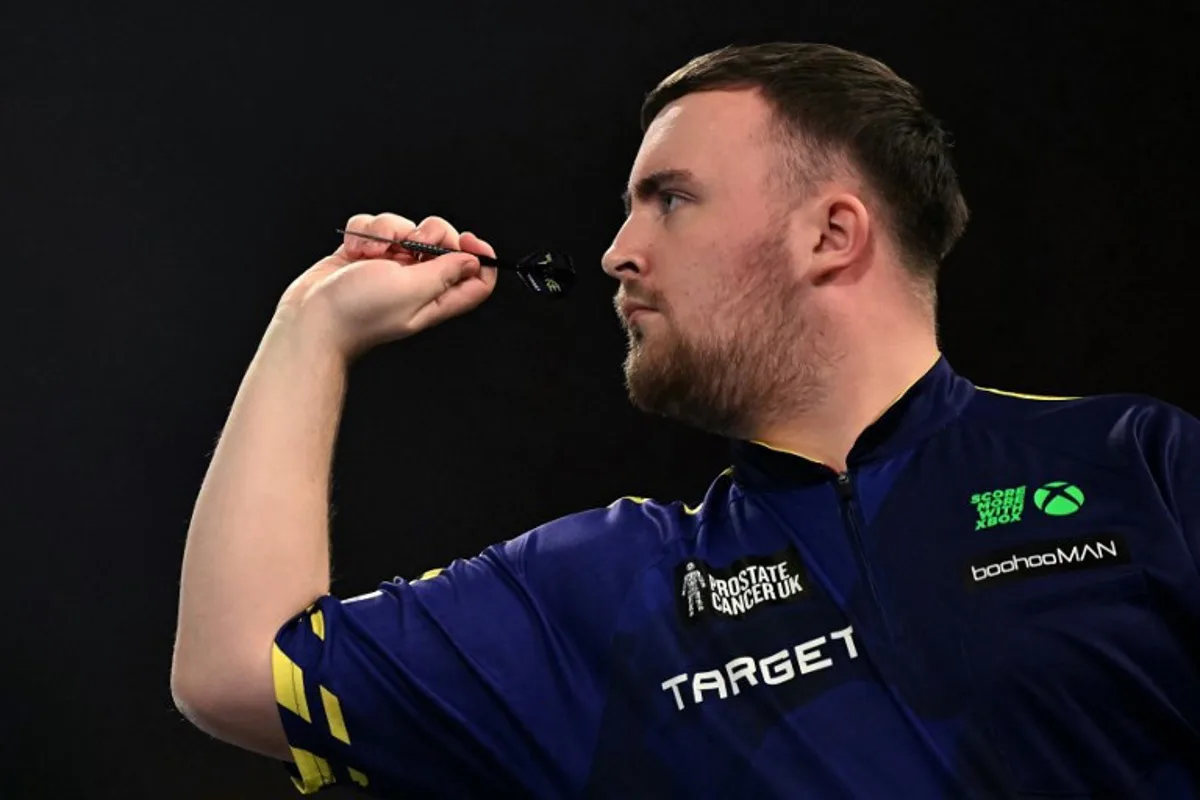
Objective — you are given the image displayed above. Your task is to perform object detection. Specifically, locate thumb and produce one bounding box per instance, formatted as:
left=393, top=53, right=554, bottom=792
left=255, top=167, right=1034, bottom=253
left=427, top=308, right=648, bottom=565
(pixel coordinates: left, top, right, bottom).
left=424, top=253, right=480, bottom=294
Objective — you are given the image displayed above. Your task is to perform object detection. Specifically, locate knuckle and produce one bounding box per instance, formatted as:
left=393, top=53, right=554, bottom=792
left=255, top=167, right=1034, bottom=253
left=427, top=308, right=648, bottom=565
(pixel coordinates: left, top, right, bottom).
left=414, top=215, right=459, bottom=242
left=342, top=213, right=374, bottom=250
left=369, top=213, right=416, bottom=236
left=345, top=212, right=373, bottom=230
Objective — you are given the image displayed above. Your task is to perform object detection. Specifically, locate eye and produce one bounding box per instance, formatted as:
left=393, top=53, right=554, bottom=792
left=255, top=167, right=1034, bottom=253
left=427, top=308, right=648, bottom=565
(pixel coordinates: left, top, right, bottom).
left=657, top=190, right=685, bottom=215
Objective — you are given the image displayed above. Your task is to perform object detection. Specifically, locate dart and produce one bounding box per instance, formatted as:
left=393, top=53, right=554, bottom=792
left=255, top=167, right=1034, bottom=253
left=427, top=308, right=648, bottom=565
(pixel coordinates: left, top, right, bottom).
left=336, top=228, right=575, bottom=297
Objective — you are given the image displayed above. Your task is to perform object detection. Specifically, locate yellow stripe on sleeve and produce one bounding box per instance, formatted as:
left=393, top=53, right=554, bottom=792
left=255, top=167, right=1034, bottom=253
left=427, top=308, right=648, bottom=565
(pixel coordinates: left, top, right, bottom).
left=289, top=748, right=334, bottom=794
left=320, top=685, right=350, bottom=745
left=272, top=644, right=311, bottom=723
left=349, top=768, right=369, bottom=787
left=418, top=568, right=444, bottom=580
left=309, top=610, right=325, bottom=640
left=976, top=386, right=1079, bottom=401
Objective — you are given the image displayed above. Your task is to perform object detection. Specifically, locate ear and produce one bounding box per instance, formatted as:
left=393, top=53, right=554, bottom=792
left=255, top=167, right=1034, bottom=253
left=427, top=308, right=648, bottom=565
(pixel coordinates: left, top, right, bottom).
left=808, top=192, right=871, bottom=286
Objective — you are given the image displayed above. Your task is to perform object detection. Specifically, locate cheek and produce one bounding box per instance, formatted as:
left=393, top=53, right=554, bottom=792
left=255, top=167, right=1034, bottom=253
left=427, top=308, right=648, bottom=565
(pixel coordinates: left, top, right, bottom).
left=671, top=290, right=740, bottom=343
left=663, top=237, right=760, bottom=330
left=706, top=270, right=763, bottom=321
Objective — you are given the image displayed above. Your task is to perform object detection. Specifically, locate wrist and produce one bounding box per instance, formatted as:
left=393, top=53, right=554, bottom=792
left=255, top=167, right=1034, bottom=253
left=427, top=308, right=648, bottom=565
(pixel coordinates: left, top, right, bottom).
left=268, top=297, right=352, bottom=371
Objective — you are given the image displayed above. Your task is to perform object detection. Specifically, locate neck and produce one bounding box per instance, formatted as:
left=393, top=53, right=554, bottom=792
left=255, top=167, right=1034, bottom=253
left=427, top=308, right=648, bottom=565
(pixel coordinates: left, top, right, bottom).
left=750, top=318, right=940, bottom=473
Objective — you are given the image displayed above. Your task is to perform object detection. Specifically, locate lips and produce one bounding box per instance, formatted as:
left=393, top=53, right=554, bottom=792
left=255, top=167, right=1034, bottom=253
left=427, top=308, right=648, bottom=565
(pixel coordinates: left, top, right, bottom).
left=620, top=301, right=655, bottom=320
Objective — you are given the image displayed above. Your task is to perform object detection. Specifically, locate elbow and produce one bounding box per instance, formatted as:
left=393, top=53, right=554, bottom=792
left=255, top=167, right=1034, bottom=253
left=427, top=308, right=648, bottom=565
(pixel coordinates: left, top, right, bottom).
left=171, top=658, right=219, bottom=733
left=170, top=646, right=292, bottom=761
left=171, top=663, right=246, bottom=748
left=170, top=646, right=239, bottom=736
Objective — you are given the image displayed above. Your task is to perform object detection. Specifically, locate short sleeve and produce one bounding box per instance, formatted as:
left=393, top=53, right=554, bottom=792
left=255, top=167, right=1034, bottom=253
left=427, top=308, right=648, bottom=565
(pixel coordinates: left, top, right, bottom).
left=1129, top=399, right=1200, bottom=569
left=269, top=506, right=649, bottom=799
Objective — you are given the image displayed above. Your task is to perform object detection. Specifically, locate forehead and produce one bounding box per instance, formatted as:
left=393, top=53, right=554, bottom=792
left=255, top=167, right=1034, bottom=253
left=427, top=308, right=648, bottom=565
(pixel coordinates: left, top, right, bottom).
left=630, top=89, right=775, bottom=180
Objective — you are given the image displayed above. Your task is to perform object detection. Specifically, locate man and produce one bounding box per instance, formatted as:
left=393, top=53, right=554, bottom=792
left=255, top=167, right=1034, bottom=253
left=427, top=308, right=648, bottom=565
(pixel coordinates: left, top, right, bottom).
left=171, top=42, right=1200, bottom=798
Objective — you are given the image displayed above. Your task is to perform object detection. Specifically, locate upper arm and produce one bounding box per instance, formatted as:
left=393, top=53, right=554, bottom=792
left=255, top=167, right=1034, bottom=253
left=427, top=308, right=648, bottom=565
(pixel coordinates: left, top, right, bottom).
left=175, top=500, right=661, bottom=797
left=169, top=545, right=572, bottom=796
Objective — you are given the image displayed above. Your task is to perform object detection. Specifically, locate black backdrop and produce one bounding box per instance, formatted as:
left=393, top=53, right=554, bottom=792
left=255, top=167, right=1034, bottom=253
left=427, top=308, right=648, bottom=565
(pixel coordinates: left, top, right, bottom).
left=4, top=1, right=1198, bottom=797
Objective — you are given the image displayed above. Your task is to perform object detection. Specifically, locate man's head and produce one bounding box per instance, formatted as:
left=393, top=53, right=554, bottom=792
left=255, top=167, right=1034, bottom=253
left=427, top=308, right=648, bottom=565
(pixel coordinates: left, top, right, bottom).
left=602, top=42, right=969, bottom=440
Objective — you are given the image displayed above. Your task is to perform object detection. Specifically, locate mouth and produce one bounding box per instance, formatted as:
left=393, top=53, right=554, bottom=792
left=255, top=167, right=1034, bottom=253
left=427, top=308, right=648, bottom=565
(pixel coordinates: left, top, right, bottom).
left=619, top=302, right=656, bottom=323
left=625, top=306, right=654, bottom=322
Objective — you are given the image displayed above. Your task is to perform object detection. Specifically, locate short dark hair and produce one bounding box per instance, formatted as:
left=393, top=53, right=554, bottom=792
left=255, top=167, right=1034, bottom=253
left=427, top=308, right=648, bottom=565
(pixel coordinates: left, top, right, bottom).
left=641, top=42, right=969, bottom=288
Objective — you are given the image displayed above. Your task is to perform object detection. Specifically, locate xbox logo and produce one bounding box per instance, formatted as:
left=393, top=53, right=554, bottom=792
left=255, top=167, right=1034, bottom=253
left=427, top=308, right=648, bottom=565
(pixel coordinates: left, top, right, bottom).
left=1034, top=481, right=1085, bottom=516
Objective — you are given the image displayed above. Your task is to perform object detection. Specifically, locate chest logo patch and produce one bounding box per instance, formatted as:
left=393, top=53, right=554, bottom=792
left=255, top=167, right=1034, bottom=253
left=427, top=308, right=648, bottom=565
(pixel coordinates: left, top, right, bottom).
left=965, top=533, right=1129, bottom=587
left=676, top=546, right=809, bottom=624
left=1033, top=481, right=1086, bottom=516
left=971, top=480, right=1087, bottom=530
left=971, top=485, right=1027, bottom=529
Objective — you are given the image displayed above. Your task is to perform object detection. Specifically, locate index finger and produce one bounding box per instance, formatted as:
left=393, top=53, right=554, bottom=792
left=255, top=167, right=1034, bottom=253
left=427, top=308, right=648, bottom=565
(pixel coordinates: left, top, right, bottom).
left=357, top=213, right=419, bottom=261
left=406, top=215, right=462, bottom=254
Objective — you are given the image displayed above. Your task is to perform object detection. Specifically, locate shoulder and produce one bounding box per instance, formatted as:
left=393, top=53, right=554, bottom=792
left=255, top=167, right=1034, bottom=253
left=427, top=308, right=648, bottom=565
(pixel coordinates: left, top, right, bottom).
left=475, top=468, right=735, bottom=589
left=962, top=382, right=1199, bottom=465
left=400, top=469, right=737, bottom=595
left=405, top=472, right=732, bottom=633
left=498, top=478, right=729, bottom=573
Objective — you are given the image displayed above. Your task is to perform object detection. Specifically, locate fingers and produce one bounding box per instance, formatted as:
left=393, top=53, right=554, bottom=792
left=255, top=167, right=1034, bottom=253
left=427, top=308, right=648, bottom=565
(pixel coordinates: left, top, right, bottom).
left=406, top=253, right=498, bottom=332
left=341, top=213, right=416, bottom=261
left=459, top=231, right=499, bottom=291
left=405, top=215, right=462, bottom=260
left=340, top=213, right=467, bottom=266
left=458, top=231, right=496, bottom=260
left=396, top=249, right=486, bottom=327
left=434, top=252, right=483, bottom=289
left=362, top=213, right=420, bottom=260
left=406, top=232, right=497, bottom=317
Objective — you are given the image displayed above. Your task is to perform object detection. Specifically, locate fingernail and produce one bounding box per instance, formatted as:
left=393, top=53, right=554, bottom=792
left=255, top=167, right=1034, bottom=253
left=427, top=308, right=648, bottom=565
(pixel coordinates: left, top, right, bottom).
left=410, top=226, right=425, bottom=241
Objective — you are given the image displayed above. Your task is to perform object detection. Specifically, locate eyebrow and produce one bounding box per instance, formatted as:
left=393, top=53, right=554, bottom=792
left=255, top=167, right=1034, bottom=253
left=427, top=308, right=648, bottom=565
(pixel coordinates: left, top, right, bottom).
left=621, top=168, right=698, bottom=215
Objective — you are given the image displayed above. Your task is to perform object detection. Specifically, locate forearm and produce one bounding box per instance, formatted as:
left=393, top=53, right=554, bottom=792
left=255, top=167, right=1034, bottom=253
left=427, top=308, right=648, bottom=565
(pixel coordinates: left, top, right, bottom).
left=173, top=307, right=346, bottom=698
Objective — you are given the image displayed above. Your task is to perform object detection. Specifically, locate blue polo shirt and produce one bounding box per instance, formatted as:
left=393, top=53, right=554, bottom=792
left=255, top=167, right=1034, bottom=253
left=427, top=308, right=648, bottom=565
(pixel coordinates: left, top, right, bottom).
left=271, top=356, right=1200, bottom=798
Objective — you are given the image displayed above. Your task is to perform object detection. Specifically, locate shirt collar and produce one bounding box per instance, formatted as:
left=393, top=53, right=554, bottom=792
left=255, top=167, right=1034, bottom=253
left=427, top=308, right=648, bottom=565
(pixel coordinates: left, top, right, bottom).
left=729, top=355, right=976, bottom=489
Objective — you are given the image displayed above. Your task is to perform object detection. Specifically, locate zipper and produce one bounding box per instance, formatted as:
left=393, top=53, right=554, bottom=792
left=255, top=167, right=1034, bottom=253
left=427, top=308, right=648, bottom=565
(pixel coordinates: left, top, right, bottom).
left=835, top=471, right=893, bottom=638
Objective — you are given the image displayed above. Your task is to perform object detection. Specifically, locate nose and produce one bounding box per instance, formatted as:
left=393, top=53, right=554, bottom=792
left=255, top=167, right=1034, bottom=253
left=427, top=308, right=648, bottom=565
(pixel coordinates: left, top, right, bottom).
left=601, top=217, right=646, bottom=280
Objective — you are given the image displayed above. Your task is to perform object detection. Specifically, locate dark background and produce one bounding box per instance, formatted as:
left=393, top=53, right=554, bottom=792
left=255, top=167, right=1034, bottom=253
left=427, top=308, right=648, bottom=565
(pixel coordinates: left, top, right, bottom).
left=3, top=1, right=1197, bottom=797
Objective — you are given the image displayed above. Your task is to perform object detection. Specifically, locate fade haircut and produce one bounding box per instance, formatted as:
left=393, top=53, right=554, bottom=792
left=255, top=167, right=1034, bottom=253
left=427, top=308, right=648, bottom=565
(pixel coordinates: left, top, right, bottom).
left=641, top=42, right=970, bottom=295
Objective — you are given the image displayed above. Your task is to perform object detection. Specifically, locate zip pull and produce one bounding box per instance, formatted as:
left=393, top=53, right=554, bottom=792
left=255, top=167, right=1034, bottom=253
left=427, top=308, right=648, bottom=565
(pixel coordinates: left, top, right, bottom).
left=835, top=471, right=852, bottom=499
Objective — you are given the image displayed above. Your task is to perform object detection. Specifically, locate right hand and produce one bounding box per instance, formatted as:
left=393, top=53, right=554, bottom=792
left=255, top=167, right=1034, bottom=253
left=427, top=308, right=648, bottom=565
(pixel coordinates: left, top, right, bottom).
left=278, top=213, right=499, bottom=360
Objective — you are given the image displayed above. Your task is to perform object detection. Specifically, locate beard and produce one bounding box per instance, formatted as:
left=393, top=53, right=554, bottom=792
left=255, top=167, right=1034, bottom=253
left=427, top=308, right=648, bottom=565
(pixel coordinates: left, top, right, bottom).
left=620, top=221, right=834, bottom=439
